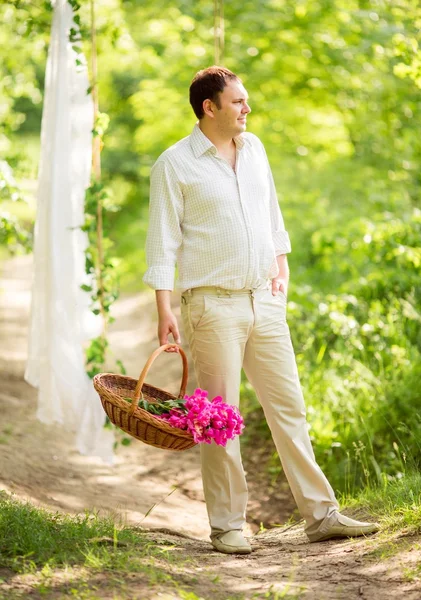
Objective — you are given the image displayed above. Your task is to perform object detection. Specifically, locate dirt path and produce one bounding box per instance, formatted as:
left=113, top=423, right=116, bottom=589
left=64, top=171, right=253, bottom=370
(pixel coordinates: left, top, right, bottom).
left=1, top=255, right=421, bottom=599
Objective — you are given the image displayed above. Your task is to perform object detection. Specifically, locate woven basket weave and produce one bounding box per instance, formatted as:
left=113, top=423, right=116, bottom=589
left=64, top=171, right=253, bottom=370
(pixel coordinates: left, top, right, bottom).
left=93, top=344, right=196, bottom=451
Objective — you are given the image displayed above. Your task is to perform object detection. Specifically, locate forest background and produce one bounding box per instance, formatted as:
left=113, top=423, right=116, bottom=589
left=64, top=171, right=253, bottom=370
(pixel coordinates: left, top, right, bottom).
left=1, top=0, right=420, bottom=497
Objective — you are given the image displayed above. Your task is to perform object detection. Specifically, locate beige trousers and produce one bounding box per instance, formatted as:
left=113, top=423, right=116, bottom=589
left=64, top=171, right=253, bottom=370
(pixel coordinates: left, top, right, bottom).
left=180, top=283, right=339, bottom=537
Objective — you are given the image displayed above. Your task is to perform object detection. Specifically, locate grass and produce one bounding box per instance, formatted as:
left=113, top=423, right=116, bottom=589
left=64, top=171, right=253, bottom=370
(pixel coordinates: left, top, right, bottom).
left=0, top=491, right=140, bottom=572
left=337, top=470, right=421, bottom=566
left=341, top=470, right=421, bottom=533
left=252, top=589, right=306, bottom=600
left=0, top=491, right=204, bottom=599
left=2, top=472, right=421, bottom=598
left=403, top=558, right=421, bottom=583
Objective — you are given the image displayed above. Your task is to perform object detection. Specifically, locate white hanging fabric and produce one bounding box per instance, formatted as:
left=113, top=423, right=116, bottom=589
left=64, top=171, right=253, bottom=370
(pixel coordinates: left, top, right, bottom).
left=25, top=0, right=114, bottom=463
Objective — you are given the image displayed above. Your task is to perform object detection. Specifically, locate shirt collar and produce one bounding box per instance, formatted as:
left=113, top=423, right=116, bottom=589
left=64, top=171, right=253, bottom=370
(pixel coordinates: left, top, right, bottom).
left=190, top=122, right=248, bottom=158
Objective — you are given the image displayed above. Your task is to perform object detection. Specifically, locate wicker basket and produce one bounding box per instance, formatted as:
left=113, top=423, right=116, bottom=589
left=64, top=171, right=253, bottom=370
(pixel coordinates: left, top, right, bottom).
left=93, top=344, right=196, bottom=451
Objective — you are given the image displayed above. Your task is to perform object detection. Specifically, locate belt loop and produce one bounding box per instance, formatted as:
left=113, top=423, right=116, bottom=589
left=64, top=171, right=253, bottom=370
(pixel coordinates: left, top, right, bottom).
left=182, top=289, right=192, bottom=304
left=216, top=287, right=221, bottom=297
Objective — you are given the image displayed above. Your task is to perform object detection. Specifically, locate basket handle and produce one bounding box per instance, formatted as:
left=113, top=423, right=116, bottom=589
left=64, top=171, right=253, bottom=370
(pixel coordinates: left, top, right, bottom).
left=129, top=344, right=188, bottom=416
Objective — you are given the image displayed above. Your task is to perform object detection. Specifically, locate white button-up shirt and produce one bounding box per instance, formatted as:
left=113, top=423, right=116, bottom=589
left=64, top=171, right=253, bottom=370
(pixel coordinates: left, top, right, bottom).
left=143, top=123, right=291, bottom=291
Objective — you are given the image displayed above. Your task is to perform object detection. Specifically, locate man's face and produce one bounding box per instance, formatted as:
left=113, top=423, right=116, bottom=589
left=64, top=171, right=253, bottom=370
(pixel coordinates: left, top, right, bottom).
left=213, top=79, right=251, bottom=136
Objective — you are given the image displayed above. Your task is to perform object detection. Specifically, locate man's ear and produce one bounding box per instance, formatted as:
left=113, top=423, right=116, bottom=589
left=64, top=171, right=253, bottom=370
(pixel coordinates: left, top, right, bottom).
left=202, top=99, right=215, bottom=119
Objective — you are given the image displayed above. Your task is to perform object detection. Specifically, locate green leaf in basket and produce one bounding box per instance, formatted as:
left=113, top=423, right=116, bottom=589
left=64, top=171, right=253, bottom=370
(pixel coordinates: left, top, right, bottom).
left=123, top=396, right=187, bottom=416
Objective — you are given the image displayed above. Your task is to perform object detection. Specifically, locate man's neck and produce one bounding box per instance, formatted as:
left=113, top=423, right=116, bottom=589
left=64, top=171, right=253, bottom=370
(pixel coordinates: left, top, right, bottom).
left=198, top=121, right=236, bottom=153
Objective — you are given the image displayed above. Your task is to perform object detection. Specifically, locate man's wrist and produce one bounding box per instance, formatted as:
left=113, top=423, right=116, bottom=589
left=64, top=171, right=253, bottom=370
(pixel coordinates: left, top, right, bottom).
left=156, top=289, right=173, bottom=316
left=276, top=253, right=289, bottom=280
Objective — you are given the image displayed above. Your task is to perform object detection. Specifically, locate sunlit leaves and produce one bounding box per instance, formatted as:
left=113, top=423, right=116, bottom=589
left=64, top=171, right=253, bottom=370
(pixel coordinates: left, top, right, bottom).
left=0, top=212, right=32, bottom=253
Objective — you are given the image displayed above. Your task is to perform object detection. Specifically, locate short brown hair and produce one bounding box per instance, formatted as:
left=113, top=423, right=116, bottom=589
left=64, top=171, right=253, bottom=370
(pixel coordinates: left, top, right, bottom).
left=189, top=66, right=241, bottom=119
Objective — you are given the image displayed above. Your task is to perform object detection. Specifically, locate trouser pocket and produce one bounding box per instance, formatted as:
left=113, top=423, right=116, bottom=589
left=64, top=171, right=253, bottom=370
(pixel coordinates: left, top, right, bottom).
left=181, top=294, right=235, bottom=333
left=181, top=294, right=208, bottom=332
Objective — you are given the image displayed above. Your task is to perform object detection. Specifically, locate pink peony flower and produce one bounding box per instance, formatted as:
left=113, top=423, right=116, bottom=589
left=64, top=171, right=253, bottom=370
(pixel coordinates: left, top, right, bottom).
left=159, top=388, right=244, bottom=446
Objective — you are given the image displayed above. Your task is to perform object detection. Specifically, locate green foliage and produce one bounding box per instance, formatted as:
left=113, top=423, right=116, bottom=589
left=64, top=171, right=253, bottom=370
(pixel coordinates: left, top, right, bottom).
left=85, top=335, right=109, bottom=379
left=68, top=0, right=84, bottom=64
left=67, top=0, right=81, bottom=17
left=82, top=181, right=121, bottom=316
left=81, top=178, right=126, bottom=384
left=0, top=1, right=49, bottom=253
left=0, top=212, right=32, bottom=253
left=0, top=159, right=33, bottom=255
left=124, top=396, right=187, bottom=415
left=92, top=112, right=110, bottom=139
left=0, top=163, right=32, bottom=253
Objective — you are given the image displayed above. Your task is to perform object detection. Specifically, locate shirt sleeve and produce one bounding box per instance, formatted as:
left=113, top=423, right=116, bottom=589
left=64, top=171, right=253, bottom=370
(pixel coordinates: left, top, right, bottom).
left=259, top=140, right=291, bottom=255
left=142, top=158, right=184, bottom=290
left=268, top=167, right=291, bottom=255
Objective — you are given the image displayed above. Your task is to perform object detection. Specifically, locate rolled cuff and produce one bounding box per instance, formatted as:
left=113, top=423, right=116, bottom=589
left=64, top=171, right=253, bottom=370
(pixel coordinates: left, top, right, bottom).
left=272, top=230, right=292, bottom=255
left=142, top=266, right=176, bottom=290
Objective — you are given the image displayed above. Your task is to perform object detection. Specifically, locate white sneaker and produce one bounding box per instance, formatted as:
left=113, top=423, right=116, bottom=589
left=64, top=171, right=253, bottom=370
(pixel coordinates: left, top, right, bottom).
left=211, top=530, right=252, bottom=554
left=307, top=512, right=380, bottom=543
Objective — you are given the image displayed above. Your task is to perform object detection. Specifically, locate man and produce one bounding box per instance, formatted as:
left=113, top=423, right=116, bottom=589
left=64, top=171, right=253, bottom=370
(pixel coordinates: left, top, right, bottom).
left=143, top=66, right=379, bottom=554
